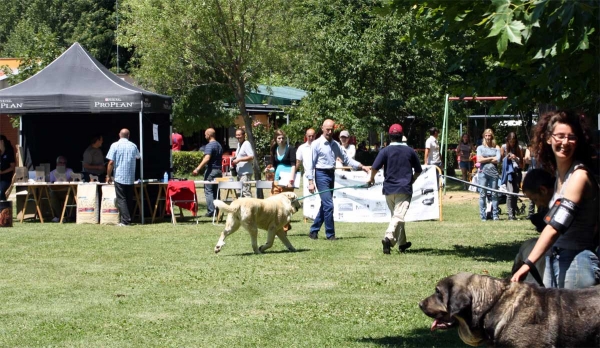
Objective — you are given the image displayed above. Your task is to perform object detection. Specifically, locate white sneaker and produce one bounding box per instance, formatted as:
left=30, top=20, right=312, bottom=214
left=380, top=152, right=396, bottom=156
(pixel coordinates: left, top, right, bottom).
left=51, top=217, right=60, bottom=223
left=116, top=223, right=128, bottom=227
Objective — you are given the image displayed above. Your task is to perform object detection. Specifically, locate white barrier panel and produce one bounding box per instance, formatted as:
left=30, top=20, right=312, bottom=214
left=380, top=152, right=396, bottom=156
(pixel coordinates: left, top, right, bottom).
left=302, top=165, right=439, bottom=223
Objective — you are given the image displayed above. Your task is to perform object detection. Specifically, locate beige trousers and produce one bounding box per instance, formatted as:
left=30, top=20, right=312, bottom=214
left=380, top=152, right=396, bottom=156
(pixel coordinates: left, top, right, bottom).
left=384, top=193, right=411, bottom=247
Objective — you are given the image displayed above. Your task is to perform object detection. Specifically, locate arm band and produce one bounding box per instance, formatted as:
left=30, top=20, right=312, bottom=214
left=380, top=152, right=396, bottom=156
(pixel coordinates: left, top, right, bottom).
left=543, top=198, right=578, bottom=234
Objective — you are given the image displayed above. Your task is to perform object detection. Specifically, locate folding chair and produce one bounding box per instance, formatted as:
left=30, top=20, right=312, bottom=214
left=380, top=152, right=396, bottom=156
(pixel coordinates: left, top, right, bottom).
left=212, top=179, right=243, bottom=225
left=166, top=180, right=198, bottom=224
left=255, top=180, right=273, bottom=199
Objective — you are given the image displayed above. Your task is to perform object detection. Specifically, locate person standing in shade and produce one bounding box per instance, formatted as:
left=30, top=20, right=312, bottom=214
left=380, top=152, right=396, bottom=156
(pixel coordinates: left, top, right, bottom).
left=305, top=119, right=370, bottom=240
left=367, top=124, right=422, bottom=254
left=456, top=133, right=474, bottom=190
left=172, top=127, right=184, bottom=152
left=476, top=128, right=501, bottom=221
left=231, top=128, right=254, bottom=198
left=523, top=141, right=539, bottom=218
left=106, top=129, right=141, bottom=227
left=49, top=156, right=75, bottom=222
left=424, top=127, right=442, bottom=169
left=501, top=132, right=524, bottom=220
left=192, top=128, right=223, bottom=217
left=0, top=135, right=16, bottom=201
left=82, top=134, right=106, bottom=182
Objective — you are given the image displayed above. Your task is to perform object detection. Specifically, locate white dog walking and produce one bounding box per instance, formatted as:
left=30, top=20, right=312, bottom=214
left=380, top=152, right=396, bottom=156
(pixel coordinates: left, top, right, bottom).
left=213, top=192, right=300, bottom=254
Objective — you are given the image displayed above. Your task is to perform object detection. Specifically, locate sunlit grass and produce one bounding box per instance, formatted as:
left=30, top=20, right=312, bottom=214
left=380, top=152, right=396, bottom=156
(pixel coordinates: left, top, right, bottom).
left=0, top=188, right=536, bottom=347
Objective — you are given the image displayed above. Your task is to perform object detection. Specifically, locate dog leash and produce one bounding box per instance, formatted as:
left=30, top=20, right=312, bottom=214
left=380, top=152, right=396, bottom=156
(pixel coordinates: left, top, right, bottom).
left=295, top=184, right=370, bottom=201
left=523, top=259, right=545, bottom=287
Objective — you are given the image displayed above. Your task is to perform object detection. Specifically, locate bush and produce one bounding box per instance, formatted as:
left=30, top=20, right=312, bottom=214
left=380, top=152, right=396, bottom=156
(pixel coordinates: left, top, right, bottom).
left=173, top=151, right=204, bottom=176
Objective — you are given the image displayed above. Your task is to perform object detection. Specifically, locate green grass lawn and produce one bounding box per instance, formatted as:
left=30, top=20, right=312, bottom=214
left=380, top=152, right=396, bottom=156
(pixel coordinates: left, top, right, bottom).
left=0, top=188, right=537, bottom=347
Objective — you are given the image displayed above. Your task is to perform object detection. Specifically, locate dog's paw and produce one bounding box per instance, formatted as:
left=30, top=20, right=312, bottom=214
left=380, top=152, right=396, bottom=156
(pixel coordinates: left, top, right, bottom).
left=214, top=244, right=224, bottom=254
left=257, top=245, right=266, bottom=254
left=288, top=247, right=297, bottom=252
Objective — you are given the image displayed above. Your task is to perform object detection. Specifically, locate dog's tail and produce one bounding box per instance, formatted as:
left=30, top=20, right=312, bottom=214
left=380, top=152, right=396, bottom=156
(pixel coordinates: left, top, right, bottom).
left=213, top=200, right=238, bottom=214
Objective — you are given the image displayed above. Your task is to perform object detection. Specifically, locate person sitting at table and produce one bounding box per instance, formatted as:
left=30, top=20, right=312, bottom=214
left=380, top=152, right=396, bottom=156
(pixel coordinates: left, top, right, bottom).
left=49, top=155, right=75, bottom=222
left=82, top=134, right=106, bottom=182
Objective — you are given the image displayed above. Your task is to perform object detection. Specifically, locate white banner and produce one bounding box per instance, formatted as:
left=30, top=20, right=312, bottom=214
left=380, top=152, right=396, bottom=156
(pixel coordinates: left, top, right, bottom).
left=302, top=165, right=439, bottom=223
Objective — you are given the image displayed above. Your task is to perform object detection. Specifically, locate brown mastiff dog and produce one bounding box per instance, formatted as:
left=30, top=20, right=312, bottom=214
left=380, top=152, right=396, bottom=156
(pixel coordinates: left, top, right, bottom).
left=419, top=272, right=600, bottom=347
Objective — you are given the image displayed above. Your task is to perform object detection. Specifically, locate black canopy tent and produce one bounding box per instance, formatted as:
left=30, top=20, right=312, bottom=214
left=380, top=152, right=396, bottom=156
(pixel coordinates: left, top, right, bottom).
left=0, top=43, right=173, bottom=223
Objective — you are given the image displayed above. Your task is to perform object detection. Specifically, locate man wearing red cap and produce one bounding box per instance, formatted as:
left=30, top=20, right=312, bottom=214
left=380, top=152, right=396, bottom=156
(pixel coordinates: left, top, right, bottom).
left=367, top=124, right=422, bottom=254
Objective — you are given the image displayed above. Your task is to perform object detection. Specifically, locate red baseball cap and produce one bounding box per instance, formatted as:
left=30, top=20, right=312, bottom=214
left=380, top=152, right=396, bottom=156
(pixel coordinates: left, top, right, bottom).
left=389, top=124, right=403, bottom=134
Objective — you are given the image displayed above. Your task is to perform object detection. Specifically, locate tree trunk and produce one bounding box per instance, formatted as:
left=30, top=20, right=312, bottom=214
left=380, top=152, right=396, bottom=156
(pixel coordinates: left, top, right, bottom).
left=233, top=78, right=264, bottom=198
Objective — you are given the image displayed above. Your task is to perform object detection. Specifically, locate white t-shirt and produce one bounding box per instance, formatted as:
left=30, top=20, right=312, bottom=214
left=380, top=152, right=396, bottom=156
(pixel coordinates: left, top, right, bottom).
left=296, top=142, right=312, bottom=172
left=425, top=136, right=441, bottom=164
left=342, top=144, right=356, bottom=160
left=235, top=140, right=254, bottom=174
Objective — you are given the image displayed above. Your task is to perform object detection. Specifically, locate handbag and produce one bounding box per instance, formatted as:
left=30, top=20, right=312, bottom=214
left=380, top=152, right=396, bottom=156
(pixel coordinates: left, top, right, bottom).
left=230, top=163, right=237, bottom=177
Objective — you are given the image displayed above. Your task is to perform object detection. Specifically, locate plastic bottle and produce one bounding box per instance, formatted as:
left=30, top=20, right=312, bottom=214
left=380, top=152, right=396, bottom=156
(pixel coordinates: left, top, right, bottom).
left=163, top=171, right=169, bottom=183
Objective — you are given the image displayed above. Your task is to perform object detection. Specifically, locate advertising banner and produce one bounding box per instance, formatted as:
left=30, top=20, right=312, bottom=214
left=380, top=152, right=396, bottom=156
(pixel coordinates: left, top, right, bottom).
left=302, top=165, right=439, bottom=223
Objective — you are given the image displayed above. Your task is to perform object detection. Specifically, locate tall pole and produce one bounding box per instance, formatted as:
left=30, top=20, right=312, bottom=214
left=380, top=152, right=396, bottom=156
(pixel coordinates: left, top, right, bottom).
left=116, top=0, right=119, bottom=74
left=442, top=94, right=449, bottom=194
left=139, top=104, right=144, bottom=224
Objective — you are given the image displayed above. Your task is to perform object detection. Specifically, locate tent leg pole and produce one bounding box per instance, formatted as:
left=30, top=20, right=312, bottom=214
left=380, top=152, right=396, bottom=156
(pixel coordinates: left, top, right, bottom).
left=139, top=110, right=144, bottom=225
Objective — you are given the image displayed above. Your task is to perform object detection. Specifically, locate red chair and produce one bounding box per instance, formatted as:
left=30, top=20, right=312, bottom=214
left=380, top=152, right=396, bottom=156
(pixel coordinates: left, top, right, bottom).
left=221, top=156, right=232, bottom=173
left=166, top=180, right=198, bottom=224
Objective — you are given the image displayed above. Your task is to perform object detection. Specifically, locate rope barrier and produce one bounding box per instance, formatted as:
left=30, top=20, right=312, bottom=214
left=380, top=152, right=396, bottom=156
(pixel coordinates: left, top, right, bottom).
left=295, top=184, right=370, bottom=201
left=442, top=175, right=526, bottom=197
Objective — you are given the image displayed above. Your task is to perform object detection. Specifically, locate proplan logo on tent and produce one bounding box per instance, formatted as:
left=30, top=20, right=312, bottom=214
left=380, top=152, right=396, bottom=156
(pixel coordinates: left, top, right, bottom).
left=0, top=99, right=22, bottom=109
left=95, top=98, right=134, bottom=108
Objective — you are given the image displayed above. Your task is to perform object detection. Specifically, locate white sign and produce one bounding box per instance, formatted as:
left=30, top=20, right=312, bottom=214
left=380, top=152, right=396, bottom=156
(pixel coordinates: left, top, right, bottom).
left=153, top=124, right=159, bottom=141
left=302, top=165, right=439, bottom=223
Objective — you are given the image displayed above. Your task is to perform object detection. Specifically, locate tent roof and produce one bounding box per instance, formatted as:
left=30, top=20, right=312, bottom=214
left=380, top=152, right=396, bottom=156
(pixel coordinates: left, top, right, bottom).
left=0, top=43, right=172, bottom=114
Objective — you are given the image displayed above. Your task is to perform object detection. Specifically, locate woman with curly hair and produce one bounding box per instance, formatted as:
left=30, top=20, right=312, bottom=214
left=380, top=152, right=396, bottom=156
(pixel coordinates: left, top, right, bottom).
left=512, top=110, right=599, bottom=288
left=501, top=132, right=524, bottom=220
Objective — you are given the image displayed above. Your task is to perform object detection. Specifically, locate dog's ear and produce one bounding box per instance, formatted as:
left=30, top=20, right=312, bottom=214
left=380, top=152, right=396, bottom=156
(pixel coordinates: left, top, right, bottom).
left=468, top=274, right=505, bottom=326
left=447, top=279, right=471, bottom=318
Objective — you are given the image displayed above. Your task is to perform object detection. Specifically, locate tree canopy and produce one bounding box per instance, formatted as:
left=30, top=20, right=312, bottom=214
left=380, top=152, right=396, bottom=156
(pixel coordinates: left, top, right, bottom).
left=280, top=0, right=456, bottom=142
left=0, top=0, right=123, bottom=82
left=120, top=0, right=292, bottom=178
left=390, top=0, right=599, bottom=113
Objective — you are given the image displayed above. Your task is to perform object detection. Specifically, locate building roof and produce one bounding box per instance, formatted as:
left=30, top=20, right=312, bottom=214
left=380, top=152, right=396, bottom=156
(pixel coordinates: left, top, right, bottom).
left=245, top=84, right=307, bottom=105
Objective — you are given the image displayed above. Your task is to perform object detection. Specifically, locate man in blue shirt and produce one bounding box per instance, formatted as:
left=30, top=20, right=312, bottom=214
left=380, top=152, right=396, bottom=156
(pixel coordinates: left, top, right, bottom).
left=305, top=119, right=369, bottom=240
left=192, top=128, right=223, bottom=217
left=106, top=129, right=141, bottom=226
left=367, top=124, right=422, bottom=254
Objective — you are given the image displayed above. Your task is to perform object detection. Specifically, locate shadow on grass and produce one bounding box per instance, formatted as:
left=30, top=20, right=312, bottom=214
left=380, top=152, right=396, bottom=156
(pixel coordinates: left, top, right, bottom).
left=222, top=248, right=311, bottom=257
left=355, top=327, right=464, bottom=347
left=408, top=241, right=523, bottom=263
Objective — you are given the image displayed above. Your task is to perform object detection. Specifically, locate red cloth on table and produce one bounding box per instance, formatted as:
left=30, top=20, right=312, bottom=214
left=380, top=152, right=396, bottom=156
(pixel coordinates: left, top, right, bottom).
left=166, top=180, right=197, bottom=216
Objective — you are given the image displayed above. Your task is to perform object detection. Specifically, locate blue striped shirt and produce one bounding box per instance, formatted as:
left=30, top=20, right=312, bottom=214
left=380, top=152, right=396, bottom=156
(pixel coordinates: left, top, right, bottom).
left=106, top=138, right=140, bottom=184
left=204, top=140, right=223, bottom=170
left=305, top=136, right=361, bottom=180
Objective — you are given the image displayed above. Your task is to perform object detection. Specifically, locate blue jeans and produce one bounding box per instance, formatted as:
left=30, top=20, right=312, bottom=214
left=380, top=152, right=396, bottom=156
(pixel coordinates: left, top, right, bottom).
left=0, top=179, right=10, bottom=200
left=204, top=168, right=222, bottom=215
left=543, top=248, right=600, bottom=289
left=478, top=172, right=498, bottom=220
left=310, top=169, right=335, bottom=238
